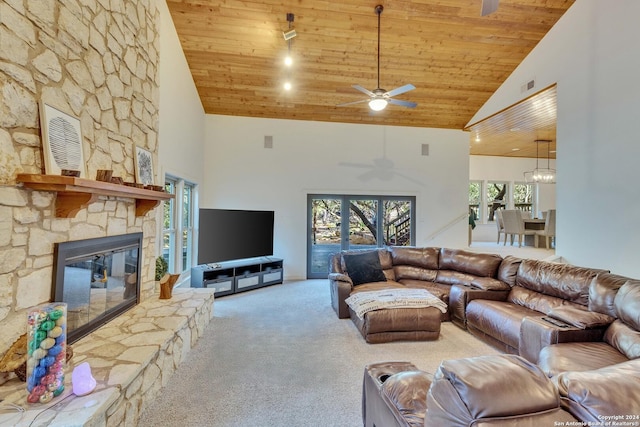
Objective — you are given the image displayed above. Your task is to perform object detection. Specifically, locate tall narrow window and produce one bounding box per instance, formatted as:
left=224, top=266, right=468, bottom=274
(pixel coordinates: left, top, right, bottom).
left=469, top=181, right=482, bottom=222
left=163, top=179, right=176, bottom=272
left=163, top=176, right=197, bottom=274
left=486, top=182, right=507, bottom=222
left=513, top=182, right=534, bottom=216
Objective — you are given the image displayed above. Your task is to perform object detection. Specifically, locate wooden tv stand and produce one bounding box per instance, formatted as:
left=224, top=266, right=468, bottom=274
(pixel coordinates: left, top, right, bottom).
left=190, top=257, right=283, bottom=297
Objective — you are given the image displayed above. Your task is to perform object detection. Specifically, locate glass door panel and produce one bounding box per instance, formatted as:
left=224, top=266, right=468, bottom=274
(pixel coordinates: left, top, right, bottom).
left=382, top=200, right=411, bottom=246
left=308, top=197, right=342, bottom=276
left=348, top=199, right=378, bottom=250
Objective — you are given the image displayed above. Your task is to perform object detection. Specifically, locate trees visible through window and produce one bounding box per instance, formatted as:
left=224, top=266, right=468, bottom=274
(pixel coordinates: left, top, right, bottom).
left=487, top=182, right=507, bottom=222
left=513, top=182, right=533, bottom=215
left=469, top=181, right=481, bottom=222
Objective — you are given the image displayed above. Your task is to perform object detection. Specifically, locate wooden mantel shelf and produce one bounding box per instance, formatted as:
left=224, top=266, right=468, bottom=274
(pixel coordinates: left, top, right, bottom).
left=17, top=174, right=174, bottom=218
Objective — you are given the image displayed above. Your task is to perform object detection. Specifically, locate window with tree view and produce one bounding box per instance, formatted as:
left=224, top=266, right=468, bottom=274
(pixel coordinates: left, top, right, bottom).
left=307, top=195, right=415, bottom=278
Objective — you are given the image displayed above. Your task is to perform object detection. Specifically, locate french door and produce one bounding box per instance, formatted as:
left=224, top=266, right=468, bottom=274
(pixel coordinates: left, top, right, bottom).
left=307, top=195, right=415, bottom=278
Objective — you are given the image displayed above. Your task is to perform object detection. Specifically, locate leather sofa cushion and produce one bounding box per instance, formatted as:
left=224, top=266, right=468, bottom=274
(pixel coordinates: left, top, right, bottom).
left=538, top=342, right=629, bottom=377
left=547, top=305, right=615, bottom=329
left=393, top=265, right=437, bottom=282
left=466, top=300, right=540, bottom=349
left=389, top=246, right=439, bottom=270
left=426, top=355, right=561, bottom=425
left=556, top=359, right=640, bottom=423
left=603, top=319, right=640, bottom=359
left=435, top=270, right=478, bottom=287
left=516, top=260, right=603, bottom=306
left=614, top=281, right=640, bottom=330
left=438, top=248, right=502, bottom=277
left=470, top=277, right=510, bottom=291
left=589, top=273, right=631, bottom=318
left=497, top=255, right=522, bottom=287
left=381, top=371, right=430, bottom=427
left=508, top=286, right=580, bottom=315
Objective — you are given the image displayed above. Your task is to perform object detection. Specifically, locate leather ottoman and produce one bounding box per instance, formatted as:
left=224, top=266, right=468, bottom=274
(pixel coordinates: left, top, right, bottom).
left=363, top=361, right=431, bottom=427
left=350, top=305, right=442, bottom=343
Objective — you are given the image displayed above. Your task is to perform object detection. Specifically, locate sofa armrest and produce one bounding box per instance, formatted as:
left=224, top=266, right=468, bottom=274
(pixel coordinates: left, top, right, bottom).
left=556, top=359, right=640, bottom=423
left=449, top=284, right=510, bottom=329
left=328, top=273, right=353, bottom=318
left=519, top=316, right=607, bottom=364
left=425, top=355, right=576, bottom=427
left=547, top=306, right=615, bottom=330
left=470, top=277, right=511, bottom=291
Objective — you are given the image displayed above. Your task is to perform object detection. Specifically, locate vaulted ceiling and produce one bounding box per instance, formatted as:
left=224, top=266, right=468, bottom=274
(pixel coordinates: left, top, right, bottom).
left=167, top=0, right=573, bottom=155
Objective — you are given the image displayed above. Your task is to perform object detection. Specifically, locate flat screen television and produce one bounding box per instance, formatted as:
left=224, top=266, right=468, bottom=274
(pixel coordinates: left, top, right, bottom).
left=198, top=209, right=274, bottom=264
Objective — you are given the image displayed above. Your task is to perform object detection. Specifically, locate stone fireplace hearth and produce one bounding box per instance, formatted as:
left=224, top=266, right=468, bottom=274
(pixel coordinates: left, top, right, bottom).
left=0, top=288, right=214, bottom=426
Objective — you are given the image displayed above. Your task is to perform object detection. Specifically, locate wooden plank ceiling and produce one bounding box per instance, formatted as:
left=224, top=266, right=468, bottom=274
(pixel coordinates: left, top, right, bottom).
left=167, top=0, right=573, bottom=156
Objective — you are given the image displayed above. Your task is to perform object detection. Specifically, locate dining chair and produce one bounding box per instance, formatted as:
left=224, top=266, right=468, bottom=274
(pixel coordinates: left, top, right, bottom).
left=495, top=209, right=505, bottom=244
left=535, top=209, right=556, bottom=248
left=502, top=209, right=536, bottom=247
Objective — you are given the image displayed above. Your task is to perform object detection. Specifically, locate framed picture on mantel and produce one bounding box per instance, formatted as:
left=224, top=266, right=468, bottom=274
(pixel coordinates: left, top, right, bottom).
left=134, top=146, right=155, bottom=185
left=39, top=101, right=86, bottom=178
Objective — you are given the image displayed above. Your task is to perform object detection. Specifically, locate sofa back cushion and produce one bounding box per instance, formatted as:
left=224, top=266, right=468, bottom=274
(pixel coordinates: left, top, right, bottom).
left=603, top=320, right=640, bottom=359
left=389, top=246, right=439, bottom=269
left=497, top=256, right=523, bottom=287
left=508, top=286, right=581, bottom=314
left=426, top=355, right=562, bottom=427
left=614, top=281, right=640, bottom=331
left=438, top=248, right=502, bottom=278
left=516, top=260, right=604, bottom=306
left=589, top=273, right=631, bottom=318
left=556, top=359, right=640, bottom=423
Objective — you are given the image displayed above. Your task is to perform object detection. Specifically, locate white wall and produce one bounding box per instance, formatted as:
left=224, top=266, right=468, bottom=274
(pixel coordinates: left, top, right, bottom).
left=204, top=115, right=470, bottom=280
left=157, top=0, right=205, bottom=185
left=468, top=1, right=640, bottom=278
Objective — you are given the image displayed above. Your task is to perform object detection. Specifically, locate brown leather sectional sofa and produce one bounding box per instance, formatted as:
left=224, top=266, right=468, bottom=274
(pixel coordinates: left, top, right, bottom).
left=329, top=246, right=640, bottom=426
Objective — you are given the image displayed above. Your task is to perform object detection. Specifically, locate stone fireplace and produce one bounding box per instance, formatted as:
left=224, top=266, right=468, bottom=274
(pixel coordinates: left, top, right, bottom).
left=0, top=0, right=161, bottom=374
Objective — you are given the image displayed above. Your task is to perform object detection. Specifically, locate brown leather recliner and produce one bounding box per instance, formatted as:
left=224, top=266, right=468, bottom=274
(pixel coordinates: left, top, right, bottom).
left=364, top=355, right=579, bottom=427
left=538, top=279, right=640, bottom=376
left=464, top=259, right=608, bottom=355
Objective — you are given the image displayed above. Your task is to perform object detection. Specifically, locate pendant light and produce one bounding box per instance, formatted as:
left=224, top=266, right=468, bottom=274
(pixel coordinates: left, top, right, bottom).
left=524, top=139, right=556, bottom=184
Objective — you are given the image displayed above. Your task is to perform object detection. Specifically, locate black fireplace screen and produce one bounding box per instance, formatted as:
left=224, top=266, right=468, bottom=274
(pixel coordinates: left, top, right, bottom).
left=52, top=233, right=142, bottom=344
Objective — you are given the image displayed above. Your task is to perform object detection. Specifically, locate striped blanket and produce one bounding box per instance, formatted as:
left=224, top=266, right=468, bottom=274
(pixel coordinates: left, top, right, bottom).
left=345, top=288, right=448, bottom=320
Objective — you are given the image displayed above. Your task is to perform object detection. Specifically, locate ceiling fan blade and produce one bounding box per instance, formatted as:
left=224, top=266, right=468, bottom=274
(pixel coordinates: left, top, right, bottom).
left=337, top=99, right=370, bottom=107
left=388, top=99, right=417, bottom=108
left=481, top=0, right=499, bottom=16
left=352, top=84, right=376, bottom=97
left=385, top=84, right=415, bottom=98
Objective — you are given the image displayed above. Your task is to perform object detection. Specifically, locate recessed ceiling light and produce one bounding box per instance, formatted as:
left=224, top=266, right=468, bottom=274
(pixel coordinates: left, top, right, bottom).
left=510, top=127, right=521, bottom=132
left=284, top=81, right=292, bottom=91
left=549, top=150, right=556, bottom=153
left=512, top=148, right=520, bottom=151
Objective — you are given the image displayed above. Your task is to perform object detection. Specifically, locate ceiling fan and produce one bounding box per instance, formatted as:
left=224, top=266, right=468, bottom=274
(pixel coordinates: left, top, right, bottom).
left=337, top=5, right=417, bottom=111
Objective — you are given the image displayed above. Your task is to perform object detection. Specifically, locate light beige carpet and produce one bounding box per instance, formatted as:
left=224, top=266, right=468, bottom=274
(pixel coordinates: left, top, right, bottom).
left=139, top=279, right=500, bottom=426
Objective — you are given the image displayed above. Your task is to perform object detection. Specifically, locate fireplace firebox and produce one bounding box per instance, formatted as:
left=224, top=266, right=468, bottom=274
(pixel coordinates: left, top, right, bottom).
left=52, top=233, right=143, bottom=344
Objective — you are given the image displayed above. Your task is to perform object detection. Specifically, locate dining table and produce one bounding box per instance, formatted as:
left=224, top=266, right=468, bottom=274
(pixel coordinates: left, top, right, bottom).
left=523, top=218, right=547, bottom=247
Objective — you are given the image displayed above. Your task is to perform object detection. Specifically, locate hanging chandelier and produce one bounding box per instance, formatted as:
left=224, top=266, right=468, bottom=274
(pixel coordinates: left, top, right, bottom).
left=524, top=139, right=556, bottom=184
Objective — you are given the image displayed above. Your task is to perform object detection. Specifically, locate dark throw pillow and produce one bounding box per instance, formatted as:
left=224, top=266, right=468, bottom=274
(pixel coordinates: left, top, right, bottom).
left=343, top=251, right=387, bottom=286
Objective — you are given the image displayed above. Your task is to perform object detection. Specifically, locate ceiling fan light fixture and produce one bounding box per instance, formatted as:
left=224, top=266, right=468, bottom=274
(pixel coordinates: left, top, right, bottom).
left=369, top=98, right=387, bottom=111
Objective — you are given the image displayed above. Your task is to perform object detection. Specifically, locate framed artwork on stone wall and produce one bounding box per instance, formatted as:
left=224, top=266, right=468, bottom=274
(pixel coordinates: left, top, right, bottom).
left=134, top=146, right=154, bottom=185
left=39, top=101, right=86, bottom=178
